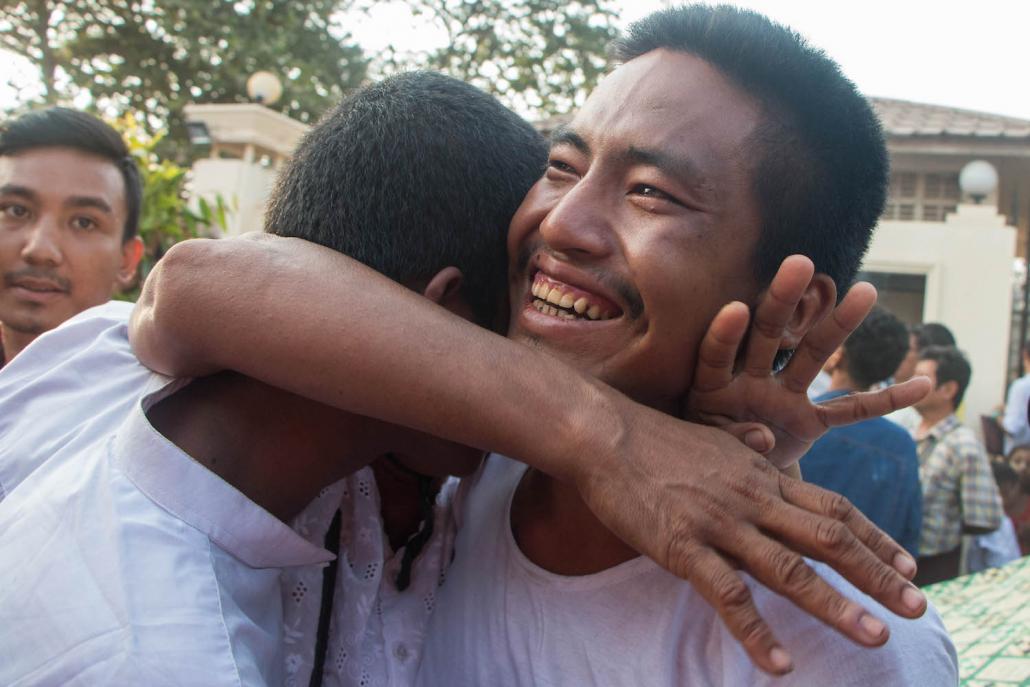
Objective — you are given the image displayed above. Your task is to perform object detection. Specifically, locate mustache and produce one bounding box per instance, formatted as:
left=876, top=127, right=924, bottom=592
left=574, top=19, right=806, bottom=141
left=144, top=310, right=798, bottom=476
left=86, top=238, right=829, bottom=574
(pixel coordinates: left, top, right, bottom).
left=515, top=241, right=645, bottom=320
left=4, top=267, right=71, bottom=293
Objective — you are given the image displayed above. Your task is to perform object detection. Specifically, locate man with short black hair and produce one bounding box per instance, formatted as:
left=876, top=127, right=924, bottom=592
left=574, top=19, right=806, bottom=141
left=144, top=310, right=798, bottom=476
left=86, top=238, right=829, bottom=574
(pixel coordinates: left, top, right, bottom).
left=911, top=345, right=1003, bottom=585
left=0, top=107, right=143, bottom=366
left=802, top=306, right=922, bottom=555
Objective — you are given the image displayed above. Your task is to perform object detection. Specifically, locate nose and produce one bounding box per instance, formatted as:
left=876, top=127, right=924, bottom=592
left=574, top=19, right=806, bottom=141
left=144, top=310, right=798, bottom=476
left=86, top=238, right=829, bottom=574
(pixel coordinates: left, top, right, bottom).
left=20, top=217, right=63, bottom=267
left=538, top=177, right=615, bottom=261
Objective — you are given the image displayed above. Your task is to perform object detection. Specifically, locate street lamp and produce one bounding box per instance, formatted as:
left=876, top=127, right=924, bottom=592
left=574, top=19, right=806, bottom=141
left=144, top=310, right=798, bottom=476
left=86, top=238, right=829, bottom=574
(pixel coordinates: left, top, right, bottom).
left=246, top=71, right=283, bottom=106
left=959, top=160, right=999, bottom=204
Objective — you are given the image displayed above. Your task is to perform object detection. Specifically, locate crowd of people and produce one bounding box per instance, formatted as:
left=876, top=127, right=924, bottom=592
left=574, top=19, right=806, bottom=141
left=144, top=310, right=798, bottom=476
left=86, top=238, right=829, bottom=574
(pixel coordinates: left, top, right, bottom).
left=4, top=3, right=1025, bottom=685
left=806, top=313, right=1030, bottom=584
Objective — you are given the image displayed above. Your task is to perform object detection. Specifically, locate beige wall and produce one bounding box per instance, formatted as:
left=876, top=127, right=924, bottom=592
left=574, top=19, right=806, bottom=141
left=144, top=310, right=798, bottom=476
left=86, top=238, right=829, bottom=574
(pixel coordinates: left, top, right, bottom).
left=863, top=205, right=1017, bottom=433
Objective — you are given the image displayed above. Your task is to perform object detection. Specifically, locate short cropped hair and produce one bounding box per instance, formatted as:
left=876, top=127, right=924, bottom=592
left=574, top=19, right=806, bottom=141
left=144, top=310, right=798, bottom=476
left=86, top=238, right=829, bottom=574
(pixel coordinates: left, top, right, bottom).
left=610, top=5, right=888, bottom=295
left=914, top=322, right=956, bottom=350
left=0, top=107, right=141, bottom=241
left=992, top=460, right=1017, bottom=488
left=919, top=345, right=971, bottom=409
left=264, top=72, right=548, bottom=327
left=842, top=306, right=909, bottom=390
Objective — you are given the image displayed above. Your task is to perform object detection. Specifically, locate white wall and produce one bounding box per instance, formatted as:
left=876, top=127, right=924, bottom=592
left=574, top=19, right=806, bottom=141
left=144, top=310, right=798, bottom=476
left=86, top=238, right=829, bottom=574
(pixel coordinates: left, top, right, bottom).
left=190, top=158, right=278, bottom=236
left=863, top=206, right=1017, bottom=432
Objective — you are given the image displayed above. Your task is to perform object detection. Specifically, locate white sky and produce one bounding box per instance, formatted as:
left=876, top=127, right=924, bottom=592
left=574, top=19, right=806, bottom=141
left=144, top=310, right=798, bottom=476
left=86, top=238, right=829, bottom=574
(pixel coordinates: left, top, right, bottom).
left=4, top=0, right=1029, bottom=120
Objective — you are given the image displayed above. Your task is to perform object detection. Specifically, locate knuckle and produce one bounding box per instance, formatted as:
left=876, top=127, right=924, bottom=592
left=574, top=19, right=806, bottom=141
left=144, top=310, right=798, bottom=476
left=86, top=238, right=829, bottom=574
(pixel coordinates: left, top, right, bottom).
left=773, top=553, right=814, bottom=589
left=815, top=520, right=849, bottom=551
left=822, top=492, right=856, bottom=521
left=715, top=574, right=753, bottom=610
left=736, top=614, right=771, bottom=647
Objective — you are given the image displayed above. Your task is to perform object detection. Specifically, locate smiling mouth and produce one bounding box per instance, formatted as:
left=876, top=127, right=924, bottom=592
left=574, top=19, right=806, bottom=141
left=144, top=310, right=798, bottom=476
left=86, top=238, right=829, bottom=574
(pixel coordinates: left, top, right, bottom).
left=529, top=272, right=622, bottom=321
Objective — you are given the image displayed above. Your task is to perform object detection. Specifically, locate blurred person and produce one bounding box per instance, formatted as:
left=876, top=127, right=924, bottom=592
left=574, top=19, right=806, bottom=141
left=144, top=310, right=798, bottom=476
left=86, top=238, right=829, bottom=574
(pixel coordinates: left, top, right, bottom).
left=1001, top=342, right=1030, bottom=453
left=888, top=322, right=957, bottom=430
left=0, top=107, right=143, bottom=367
left=966, top=461, right=1022, bottom=572
left=802, top=306, right=922, bottom=556
left=1005, top=444, right=1030, bottom=554
left=911, top=346, right=1003, bottom=585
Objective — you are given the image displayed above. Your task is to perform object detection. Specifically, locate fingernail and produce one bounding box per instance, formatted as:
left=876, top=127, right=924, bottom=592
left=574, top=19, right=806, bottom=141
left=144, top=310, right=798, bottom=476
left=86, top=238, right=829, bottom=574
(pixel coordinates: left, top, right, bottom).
left=892, top=552, right=916, bottom=578
left=858, top=613, right=886, bottom=641
left=902, top=584, right=925, bottom=614
left=769, top=647, right=793, bottom=673
left=745, top=429, right=767, bottom=452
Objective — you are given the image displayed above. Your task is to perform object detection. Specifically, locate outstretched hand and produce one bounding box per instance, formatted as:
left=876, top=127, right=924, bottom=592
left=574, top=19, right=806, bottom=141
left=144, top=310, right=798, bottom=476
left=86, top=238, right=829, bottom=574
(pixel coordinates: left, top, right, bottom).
left=684, top=255, right=931, bottom=469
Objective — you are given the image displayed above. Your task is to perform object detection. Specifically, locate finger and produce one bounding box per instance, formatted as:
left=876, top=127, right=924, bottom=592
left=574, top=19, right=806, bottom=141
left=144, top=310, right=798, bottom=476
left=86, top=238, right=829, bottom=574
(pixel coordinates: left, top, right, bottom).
left=814, top=377, right=932, bottom=427
left=775, top=478, right=927, bottom=618
left=743, top=256, right=814, bottom=377
left=718, top=421, right=776, bottom=454
left=779, top=282, right=877, bottom=393
left=692, top=302, right=750, bottom=392
left=725, top=528, right=891, bottom=648
left=677, top=545, right=794, bottom=675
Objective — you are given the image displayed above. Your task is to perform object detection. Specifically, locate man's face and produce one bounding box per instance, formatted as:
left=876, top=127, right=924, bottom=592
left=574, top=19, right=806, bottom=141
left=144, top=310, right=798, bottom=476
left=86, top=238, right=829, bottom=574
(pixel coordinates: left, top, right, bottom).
left=912, top=358, right=953, bottom=415
left=0, top=147, right=141, bottom=337
left=506, top=50, right=764, bottom=412
left=893, top=333, right=919, bottom=383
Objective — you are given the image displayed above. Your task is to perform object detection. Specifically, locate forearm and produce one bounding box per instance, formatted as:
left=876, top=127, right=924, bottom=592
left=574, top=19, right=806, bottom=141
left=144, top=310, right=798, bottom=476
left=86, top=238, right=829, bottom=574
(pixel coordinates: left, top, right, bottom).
left=132, top=235, right=627, bottom=484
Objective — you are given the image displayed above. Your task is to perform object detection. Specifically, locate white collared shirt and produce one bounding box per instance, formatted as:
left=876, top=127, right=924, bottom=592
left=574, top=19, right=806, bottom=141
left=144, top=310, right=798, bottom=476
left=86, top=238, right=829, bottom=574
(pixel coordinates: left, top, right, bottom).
left=0, top=302, right=332, bottom=686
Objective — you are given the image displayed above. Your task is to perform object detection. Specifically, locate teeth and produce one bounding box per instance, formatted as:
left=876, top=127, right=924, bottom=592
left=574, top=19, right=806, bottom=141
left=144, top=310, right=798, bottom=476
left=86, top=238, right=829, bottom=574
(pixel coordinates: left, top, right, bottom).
left=573, top=297, right=588, bottom=314
left=587, top=304, right=601, bottom=320
left=546, top=288, right=563, bottom=306
left=559, top=292, right=575, bottom=309
left=547, top=305, right=559, bottom=316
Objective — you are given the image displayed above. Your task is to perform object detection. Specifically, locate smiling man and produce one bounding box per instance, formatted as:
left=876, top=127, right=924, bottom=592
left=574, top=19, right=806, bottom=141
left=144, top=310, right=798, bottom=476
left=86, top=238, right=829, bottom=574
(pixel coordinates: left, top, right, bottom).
left=0, top=108, right=143, bottom=366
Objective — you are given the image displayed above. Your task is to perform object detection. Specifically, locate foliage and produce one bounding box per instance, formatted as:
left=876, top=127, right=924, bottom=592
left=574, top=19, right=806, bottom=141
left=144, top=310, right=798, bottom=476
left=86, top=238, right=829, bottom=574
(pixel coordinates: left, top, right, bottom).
left=0, top=0, right=367, bottom=159
left=113, top=113, right=229, bottom=299
left=386, top=0, right=620, bottom=117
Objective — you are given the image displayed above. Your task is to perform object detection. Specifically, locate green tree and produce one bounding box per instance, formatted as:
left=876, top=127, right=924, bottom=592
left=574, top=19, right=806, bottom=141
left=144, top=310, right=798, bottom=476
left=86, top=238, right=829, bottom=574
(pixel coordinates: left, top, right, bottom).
left=113, top=112, right=228, bottom=299
left=391, top=0, right=620, bottom=116
left=1, top=0, right=367, bottom=158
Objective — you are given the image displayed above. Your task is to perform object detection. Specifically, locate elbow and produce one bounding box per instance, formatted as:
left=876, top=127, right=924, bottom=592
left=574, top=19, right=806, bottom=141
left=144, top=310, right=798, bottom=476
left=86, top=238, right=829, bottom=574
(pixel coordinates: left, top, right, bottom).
left=131, top=239, right=217, bottom=376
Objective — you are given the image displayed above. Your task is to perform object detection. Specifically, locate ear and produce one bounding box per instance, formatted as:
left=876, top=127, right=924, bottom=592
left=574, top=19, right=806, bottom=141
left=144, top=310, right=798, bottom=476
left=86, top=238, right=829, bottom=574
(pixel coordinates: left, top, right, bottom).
left=779, top=273, right=836, bottom=350
left=824, top=345, right=845, bottom=373
left=423, top=266, right=474, bottom=321
left=939, top=379, right=960, bottom=404
left=116, top=237, right=145, bottom=291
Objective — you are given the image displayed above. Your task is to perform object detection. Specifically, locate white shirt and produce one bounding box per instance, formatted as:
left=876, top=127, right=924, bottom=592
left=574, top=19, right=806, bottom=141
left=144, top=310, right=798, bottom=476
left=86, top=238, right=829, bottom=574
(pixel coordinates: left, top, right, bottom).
left=1002, top=373, right=1030, bottom=454
left=966, top=518, right=1021, bottom=574
left=0, top=302, right=333, bottom=686
left=417, top=455, right=959, bottom=687
left=283, top=470, right=461, bottom=687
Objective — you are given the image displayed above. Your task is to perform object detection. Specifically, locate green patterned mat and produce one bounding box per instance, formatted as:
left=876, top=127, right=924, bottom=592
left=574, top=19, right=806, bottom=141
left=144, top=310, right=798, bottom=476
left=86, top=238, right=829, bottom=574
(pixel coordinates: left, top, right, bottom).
left=924, top=556, right=1030, bottom=686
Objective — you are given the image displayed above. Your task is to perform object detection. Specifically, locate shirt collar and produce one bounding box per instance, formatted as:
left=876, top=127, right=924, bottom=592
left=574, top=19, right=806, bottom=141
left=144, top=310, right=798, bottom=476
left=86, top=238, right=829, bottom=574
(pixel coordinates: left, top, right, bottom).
left=113, top=380, right=334, bottom=569
left=926, top=414, right=961, bottom=442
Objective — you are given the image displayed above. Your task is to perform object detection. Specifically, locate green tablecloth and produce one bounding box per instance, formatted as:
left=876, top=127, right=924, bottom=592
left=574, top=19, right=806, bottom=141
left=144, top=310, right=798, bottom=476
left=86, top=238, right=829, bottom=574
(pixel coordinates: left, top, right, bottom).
left=924, top=556, right=1030, bottom=685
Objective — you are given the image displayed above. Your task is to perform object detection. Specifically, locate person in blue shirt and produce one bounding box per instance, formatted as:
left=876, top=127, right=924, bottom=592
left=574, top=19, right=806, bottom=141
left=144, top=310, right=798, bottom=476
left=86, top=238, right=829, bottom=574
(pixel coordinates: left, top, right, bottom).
left=803, top=306, right=923, bottom=555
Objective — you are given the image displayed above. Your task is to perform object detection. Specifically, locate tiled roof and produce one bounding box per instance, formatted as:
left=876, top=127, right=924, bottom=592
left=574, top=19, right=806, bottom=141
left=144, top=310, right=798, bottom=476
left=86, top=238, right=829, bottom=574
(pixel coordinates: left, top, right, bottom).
left=870, top=97, right=1030, bottom=139
left=535, top=99, right=1030, bottom=140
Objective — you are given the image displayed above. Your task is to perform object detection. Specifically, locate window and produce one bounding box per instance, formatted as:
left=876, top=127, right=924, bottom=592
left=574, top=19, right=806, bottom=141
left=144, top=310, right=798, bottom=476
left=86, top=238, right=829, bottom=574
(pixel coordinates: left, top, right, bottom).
left=882, top=171, right=959, bottom=222
left=856, top=271, right=926, bottom=325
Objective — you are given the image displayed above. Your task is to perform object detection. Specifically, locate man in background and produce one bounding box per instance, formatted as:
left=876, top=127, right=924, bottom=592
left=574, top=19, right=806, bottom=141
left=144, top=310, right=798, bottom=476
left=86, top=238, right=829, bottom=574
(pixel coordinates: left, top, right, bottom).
left=802, top=306, right=922, bottom=556
left=888, top=322, right=957, bottom=430
left=1002, top=342, right=1030, bottom=453
left=911, top=345, right=1003, bottom=585
left=0, top=107, right=143, bottom=367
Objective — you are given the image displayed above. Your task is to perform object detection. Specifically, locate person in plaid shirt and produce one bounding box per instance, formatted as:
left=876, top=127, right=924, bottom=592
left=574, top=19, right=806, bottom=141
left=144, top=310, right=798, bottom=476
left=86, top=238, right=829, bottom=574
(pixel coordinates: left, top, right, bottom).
left=911, top=345, right=1004, bottom=585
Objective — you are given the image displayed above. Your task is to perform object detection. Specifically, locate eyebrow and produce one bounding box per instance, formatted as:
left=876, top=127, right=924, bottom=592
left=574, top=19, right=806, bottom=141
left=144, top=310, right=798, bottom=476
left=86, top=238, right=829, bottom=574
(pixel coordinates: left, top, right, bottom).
left=0, top=184, right=114, bottom=215
left=66, top=196, right=113, bottom=215
left=0, top=184, right=38, bottom=201
left=550, top=125, right=590, bottom=156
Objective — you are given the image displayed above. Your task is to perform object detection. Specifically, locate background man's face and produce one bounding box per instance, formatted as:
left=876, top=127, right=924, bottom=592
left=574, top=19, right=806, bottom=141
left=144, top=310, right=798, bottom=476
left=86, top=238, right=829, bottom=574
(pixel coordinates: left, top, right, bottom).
left=506, top=49, right=764, bottom=412
left=0, top=147, right=139, bottom=337
left=893, top=333, right=919, bottom=383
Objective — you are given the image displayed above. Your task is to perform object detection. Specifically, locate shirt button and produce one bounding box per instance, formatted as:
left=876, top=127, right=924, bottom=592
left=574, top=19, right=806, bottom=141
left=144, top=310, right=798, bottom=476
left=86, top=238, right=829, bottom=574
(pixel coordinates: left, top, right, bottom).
left=394, top=643, right=409, bottom=662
